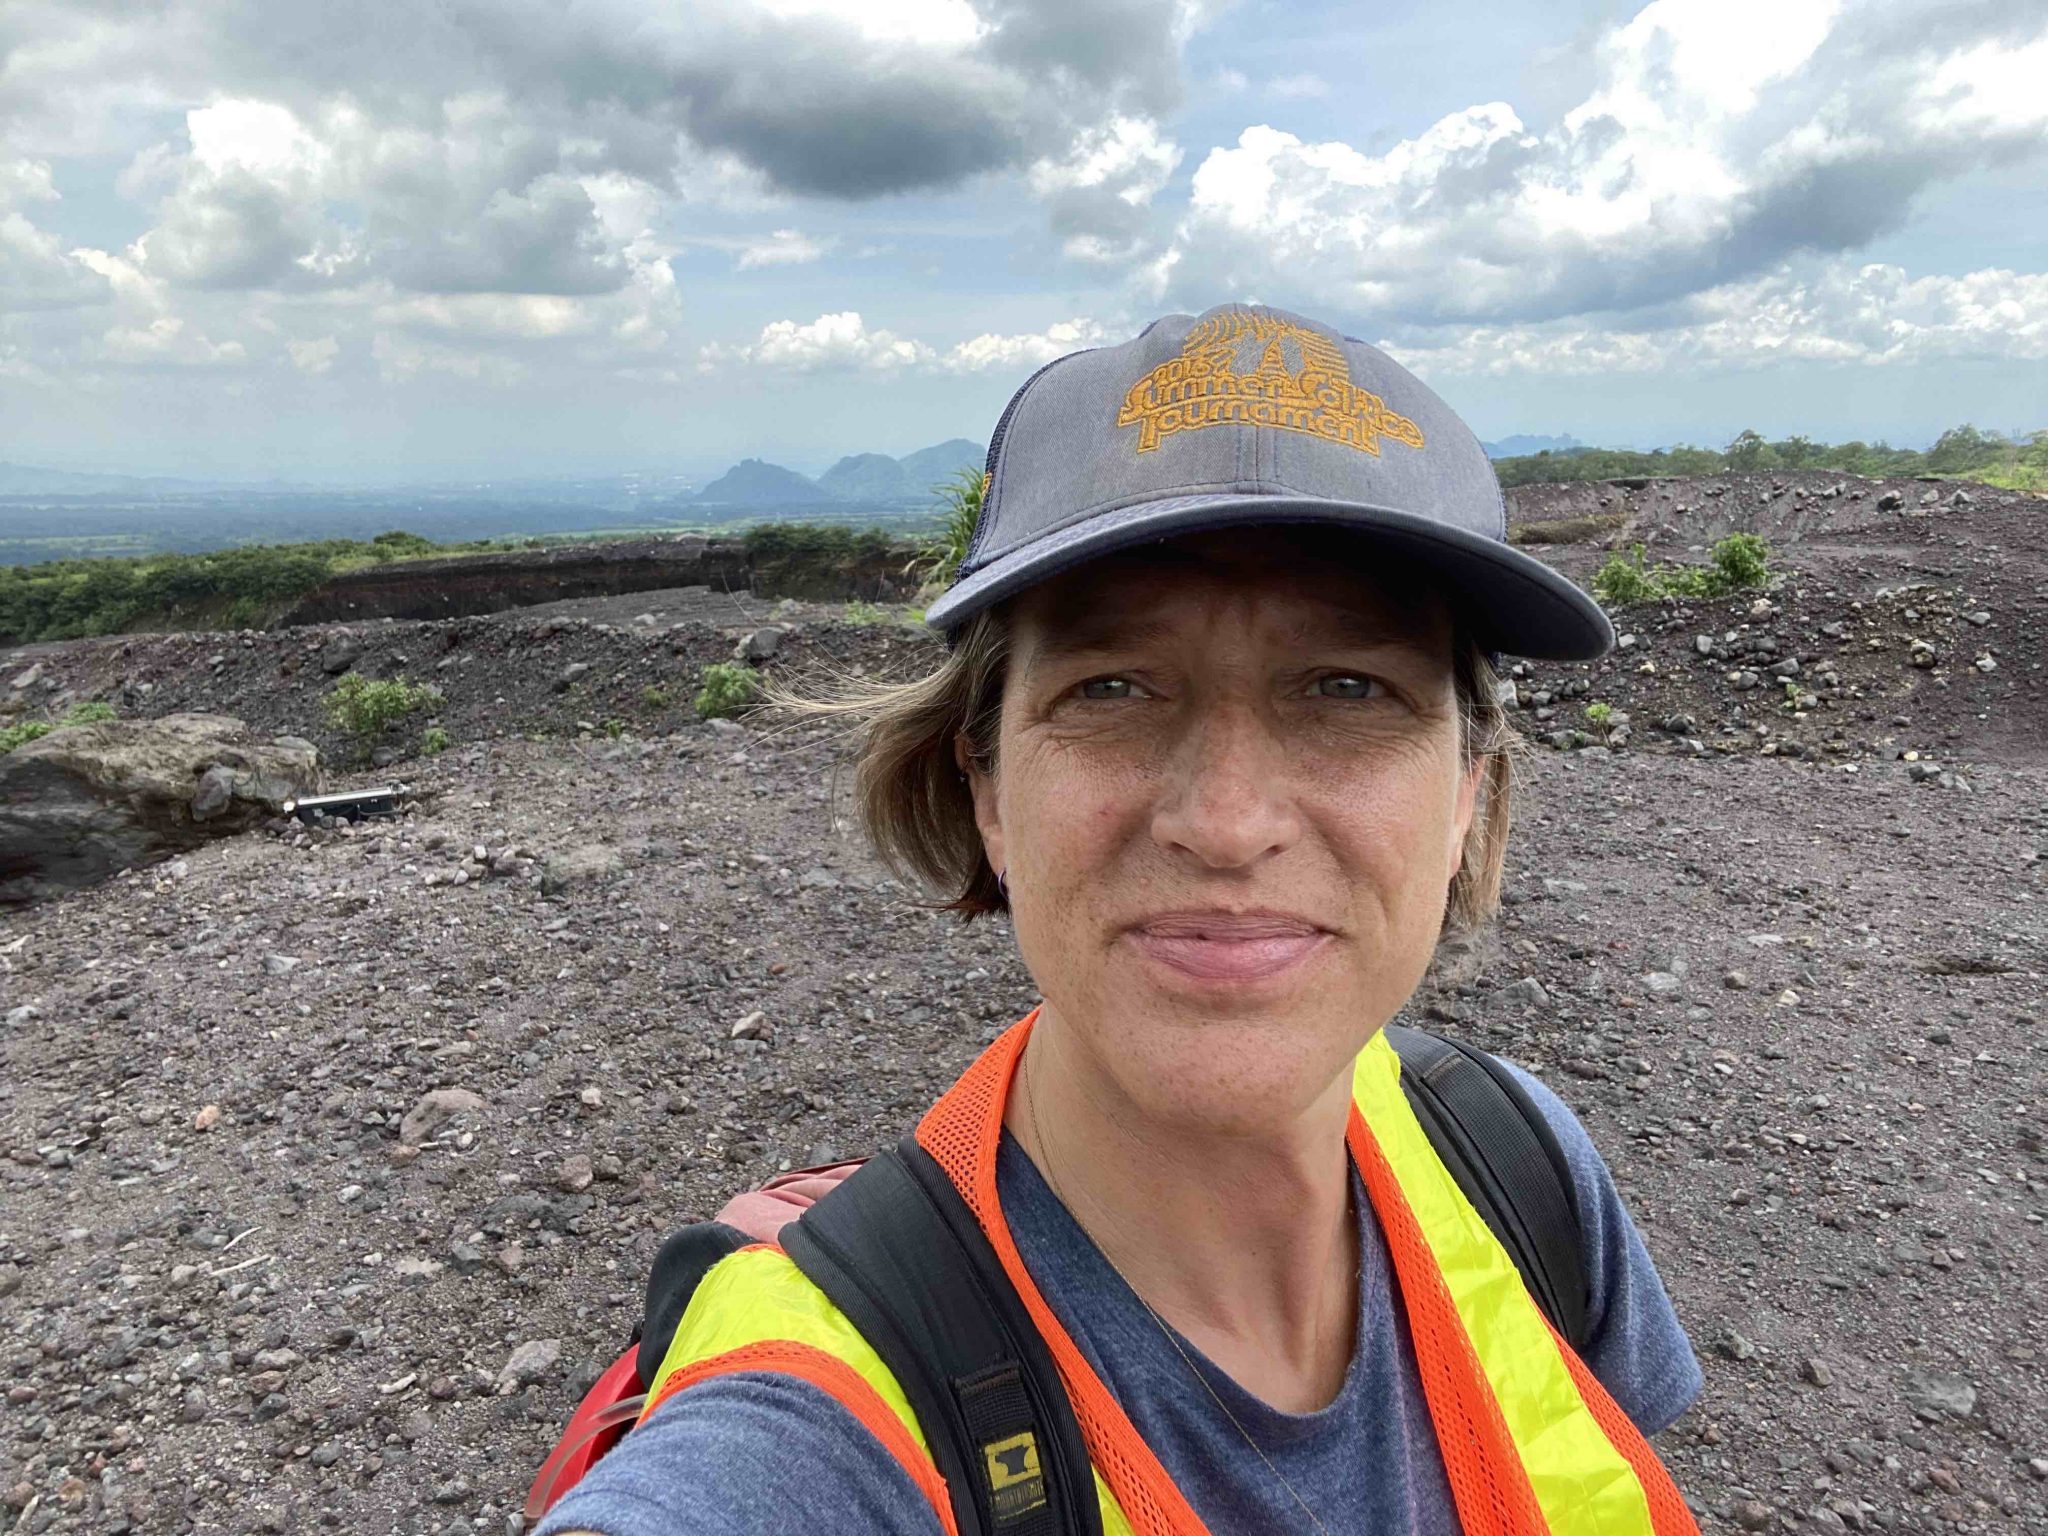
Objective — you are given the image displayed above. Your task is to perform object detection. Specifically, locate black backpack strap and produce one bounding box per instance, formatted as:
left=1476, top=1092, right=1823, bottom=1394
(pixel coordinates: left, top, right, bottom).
left=781, top=1135, right=1100, bottom=1536
left=1383, top=1025, right=1592, bottom=1353
left=636, top=1221, right=756, bottom=1392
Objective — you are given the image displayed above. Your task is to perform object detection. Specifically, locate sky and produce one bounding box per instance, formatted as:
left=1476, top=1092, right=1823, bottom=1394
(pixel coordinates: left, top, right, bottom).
left=1, top=0, right=2044, bottom=484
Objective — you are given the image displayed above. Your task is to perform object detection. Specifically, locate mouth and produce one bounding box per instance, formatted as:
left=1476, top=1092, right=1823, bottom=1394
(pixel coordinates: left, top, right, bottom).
left=1125, top=910, right=1331, bottom=983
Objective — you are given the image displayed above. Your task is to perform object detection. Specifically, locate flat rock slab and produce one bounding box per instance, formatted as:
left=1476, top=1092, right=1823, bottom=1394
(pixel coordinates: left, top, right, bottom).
left=0, top=711, right=319, bottom=903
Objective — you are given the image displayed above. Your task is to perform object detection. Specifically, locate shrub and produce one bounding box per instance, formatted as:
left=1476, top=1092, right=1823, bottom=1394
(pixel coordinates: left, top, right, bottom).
left=322, top=673, right=443, bottom=750
left=641, top=684, right=674, bottom=710
left=0, top=700, right=116, bottom=755
left=1591, top=544, right=1662, bottom=605
left=1709, top=532, right=1771, bottom=592
left=420, top=725, right=450, bottom=756
left=694, top=662, right=760, bottom=720
left=1593, top=534, right=1774, bottom=608
left=906, top=468, right=987, bottom=591
left=0, top=720, right=53, bottom=754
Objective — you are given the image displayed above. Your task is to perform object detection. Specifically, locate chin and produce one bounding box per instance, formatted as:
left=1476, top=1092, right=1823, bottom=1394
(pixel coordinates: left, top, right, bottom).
left=1095, top=995, right=1367, bottom=1136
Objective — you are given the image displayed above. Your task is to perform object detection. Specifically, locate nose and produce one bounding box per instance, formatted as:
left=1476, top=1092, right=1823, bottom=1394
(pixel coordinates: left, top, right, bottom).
left=1149, top=693, right=1304, bottom=870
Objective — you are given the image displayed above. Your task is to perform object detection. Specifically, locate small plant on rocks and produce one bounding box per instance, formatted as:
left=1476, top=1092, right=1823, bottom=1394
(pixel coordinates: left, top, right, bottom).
left=843, top=599, right=889, bottom=626
left=641, top=684, right=674, bottom=710
left=420, top=726, right=451, bottom=756
left=1584, top=700, right=1614, bottom=745
left=694, top=662, right=760, bottom=720
left=1593, top=533, right=1775, bottom=607
left=1, top=700, right=118, bottom=754
left=322, top=672, right=443, bottom=757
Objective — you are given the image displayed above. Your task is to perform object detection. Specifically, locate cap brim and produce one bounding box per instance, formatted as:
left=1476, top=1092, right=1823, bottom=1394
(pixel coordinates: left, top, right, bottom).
left=922, top=492, right=1615, bottom=661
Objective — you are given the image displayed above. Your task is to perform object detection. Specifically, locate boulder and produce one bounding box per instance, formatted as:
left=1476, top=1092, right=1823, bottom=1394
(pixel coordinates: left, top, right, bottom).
left=0, top=713, right=319, bottom=904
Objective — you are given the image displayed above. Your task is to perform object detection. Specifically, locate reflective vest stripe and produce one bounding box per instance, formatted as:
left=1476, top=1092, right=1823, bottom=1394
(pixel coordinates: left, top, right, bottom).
left=915, top=1016, right=1199, bottom=1535
left=644, top=1338, right=960, bottom=1536
left=637, top=1245, right=961, bottom=1534
left=1346, top=1103, right=1552, bottom=1536
left=1354, top=1031, right=1691, bottom=1536
left=1547, top=1327, right=1700, bottom=1536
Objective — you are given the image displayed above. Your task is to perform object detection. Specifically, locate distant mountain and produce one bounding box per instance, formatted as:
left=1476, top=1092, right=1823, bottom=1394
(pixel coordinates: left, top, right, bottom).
left=692, top=440, right=988, bottom=507
left=818, top=453, right=912, bottom=500
left=692, top=458, right=834, bottom=506
left=0, top=461, right=214, bottom=495
left=897, top=438, right=986, bottom=489
left=1482, top=435, right=1586, bottom=460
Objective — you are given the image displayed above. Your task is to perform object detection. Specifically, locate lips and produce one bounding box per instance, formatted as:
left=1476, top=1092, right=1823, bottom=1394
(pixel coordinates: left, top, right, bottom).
left=1126, top=911, right=1329, bottom=982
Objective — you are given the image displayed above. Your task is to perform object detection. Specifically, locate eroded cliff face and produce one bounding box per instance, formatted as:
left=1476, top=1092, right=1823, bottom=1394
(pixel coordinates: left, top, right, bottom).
left=276, top=538, right=754, bottom=625
left=276, top=533, right=922, bottom=626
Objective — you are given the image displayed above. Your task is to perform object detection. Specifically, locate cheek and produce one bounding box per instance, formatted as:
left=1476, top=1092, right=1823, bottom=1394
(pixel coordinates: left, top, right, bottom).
left=1004, top=748, right=1138, bottom=874
left=1327, top=758, right=1464, bottom=887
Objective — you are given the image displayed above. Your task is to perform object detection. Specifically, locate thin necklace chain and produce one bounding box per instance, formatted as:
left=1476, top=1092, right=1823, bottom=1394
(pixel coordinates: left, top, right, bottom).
left=1024, top=1045, right=1340, bottom=1536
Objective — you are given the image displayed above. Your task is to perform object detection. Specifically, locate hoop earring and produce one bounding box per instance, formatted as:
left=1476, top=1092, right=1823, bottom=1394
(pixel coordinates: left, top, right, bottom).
left=996, top=868, right=1009, bottom=898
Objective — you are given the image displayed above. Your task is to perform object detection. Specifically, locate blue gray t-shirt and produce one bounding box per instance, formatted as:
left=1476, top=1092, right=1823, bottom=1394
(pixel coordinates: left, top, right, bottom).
left=537, top=1061, right=1701, bottom=1535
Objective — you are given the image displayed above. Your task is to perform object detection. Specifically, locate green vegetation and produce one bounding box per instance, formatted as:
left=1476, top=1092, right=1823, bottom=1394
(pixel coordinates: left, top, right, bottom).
left=906, top=467, right=987, bottom=592
left=1494, top=425, right=2047, bottom=493
left=640, top=684, right=674, bottom=710
left=420, top=725, right=451, bottom=756
left=601, top=717, right=628, bottom=739
left=694, top=662, right=760, bottom=720
left=741, top=522, right=903, bottom=600
left=0, top=530, right=486, bottom=645
left=321, top=672, right=443, bottom=756
left=0, top=699, right=119, bottom=754
left=843, top=599, right=890, bottom=625
left=1593, top=532, right=1775, bottom=607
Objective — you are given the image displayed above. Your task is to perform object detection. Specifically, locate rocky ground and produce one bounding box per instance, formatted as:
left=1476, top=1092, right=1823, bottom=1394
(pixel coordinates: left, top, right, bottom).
left=2, top=470, right=2044, bottom=1534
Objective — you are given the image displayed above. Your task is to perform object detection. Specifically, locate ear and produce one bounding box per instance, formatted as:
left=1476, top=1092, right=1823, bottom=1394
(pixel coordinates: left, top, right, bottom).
left=1446, top=753, right=1485, bottom=881
left=953, top=731, right=1006, bottom=879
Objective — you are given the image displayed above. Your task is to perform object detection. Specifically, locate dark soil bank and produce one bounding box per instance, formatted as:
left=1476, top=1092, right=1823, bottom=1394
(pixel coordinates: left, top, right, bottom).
left=1, top=471, right=2043, bottom=1534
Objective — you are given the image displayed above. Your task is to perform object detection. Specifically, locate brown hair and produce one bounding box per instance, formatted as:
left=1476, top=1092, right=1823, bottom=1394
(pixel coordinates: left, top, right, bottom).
left=761, top=605, right=1527, bottom=939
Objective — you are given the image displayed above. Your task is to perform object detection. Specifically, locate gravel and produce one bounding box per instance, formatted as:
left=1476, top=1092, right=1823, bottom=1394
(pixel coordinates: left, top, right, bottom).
left=2, top=469, right=2043, bottom=1532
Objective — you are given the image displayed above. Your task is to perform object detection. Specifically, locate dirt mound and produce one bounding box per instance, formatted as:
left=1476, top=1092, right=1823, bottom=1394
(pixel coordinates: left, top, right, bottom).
left=1, top=476, right=2044, bottom=1534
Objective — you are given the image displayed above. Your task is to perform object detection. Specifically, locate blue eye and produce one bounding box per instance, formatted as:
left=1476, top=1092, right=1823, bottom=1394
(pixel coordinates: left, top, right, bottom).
left=1312, top=674, right=1386, bottom=699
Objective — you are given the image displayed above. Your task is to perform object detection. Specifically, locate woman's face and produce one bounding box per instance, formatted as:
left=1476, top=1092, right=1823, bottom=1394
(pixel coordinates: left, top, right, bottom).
left=960, top=526, right=1483, bottom=1135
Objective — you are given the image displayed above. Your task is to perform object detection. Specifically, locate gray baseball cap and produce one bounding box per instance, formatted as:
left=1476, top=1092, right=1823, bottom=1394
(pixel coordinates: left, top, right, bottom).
left=923, top=302, right=1614, bottom=661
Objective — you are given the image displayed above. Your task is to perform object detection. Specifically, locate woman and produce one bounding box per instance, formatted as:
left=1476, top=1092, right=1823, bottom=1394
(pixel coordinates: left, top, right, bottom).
left=539, top=304, right=1702, bottom=1536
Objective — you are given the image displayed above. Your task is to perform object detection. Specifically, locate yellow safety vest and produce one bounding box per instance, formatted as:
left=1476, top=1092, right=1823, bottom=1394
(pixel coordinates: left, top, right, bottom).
left=637, top=1012, right=1698, bottom=1536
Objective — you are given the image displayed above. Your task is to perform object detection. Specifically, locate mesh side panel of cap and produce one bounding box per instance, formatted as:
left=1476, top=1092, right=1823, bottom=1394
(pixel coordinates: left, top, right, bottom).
left=1347, top=1113, right=1545, bottom=1536
left=916, top=1016, right=1212, bottom=1536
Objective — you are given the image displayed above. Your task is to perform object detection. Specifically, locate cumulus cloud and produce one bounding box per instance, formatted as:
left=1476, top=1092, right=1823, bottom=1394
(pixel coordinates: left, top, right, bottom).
left=1156, top=0, right=2048, bottom=325
left=287, top=334, right=340, bottom=373
left=735, top=229, right=832, bottom=270
left=1029, top=116, right=1182, bottom=263
left=699, top=311, right=934, bottom=371
left=1381, top=260, right=2048, bottom=376
left=701, top=312, right=1107, bottom=373
left=0, top=157, right=113, bottom=310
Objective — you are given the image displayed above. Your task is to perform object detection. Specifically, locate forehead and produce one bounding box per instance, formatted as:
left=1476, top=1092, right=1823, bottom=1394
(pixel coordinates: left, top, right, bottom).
left=1007, top=526, right=1455, bottom=661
